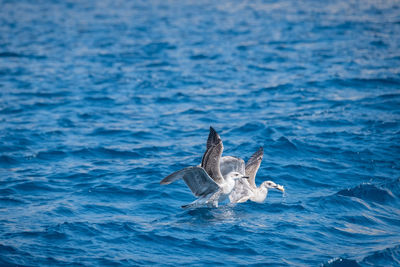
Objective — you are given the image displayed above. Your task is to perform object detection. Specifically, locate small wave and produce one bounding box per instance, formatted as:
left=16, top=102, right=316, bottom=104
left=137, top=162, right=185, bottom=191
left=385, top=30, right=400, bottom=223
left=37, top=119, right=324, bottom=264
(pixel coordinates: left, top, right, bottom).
left=337, top=183, right=396, bottom=204
left=52, top=221, right=103, bottom=238
left=58, top=172, right=96, bottom=182
left=145, top=61, right=171, bottom=68
left=0, top=197, right=26, bottom=206
left=127, top=130, right=156, bottom=140
left=382, top=178, right=400, bottom=197
left=0, top=155, right=19, bottom=166
left=322, top=257, right=361, bottom=267
left=360, top=244, right=400, bottom=266
left=154, top=96, right=178, bottom=104
left=0, top=188, right=16, bottom=197
left=0, top=244, right=32, bottom=266
left=94, top=221, right=142, bottom=236
left=181, top=108, right=207, bottom=115
left=87, top=183, right=153, bottom=200
left=312, top=78, right=400, bottom=89
left=309, top=192, right=372, bottom=212
left=272, top=136, right=298, bottom=151
left=12, top=181, right=65, bottom=193
left=0, top=52, right=23, bottom=58
left=236, top=42, right=256, bottom=51
left=248, top=63, right=275, bottom=72
left=83, top=96, right=115, bottom=104
left=89, top=128, right=132, bottom=136
left=36, top=150, right=67, bottom=160
left=71, top=147, right=140, bottom=159
left=254, top=83, right=293, bottom=93
left=13, top=90, right=70, bottom=98
left=4, top=229, right=68, bottom=242
left=282, top=163, right=322, bottom=173
left=82, top=204, right=126, bottom=215
left=190, top=53, right=218, bottom=60
left=189, top=237, right=258, bottom=256
left=231, top=121, right=268, bottom=133
left=0, top=107, right=23, bottom=115
left=142, top=41, right=176, bottom=55
left=338, top=215, right=380, bottom=227
left=309, top=119, right=354, bottom=127
left=57, top=118, right=75, bottom=128
left=262, top=202, right=306, bottom=213
left=0, top=52, right=46, bottom=59
left=52, top=206, right=75, bottom=216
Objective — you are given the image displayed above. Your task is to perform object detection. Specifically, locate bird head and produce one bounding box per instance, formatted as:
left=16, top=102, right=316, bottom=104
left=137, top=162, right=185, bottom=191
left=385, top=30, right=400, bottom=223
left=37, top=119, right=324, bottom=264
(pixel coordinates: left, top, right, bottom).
left=262, top=181, right=285, bottom=192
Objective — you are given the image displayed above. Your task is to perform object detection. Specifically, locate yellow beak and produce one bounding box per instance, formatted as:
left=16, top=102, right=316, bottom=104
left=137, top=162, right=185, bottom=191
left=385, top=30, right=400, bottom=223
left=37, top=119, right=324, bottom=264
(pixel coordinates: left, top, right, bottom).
left=277, top=184, right=285, bottom=192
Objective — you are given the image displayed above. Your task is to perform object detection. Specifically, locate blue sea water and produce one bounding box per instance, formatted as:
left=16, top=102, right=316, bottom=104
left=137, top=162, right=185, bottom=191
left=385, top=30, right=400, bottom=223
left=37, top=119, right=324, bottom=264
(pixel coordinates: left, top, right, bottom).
left=1, top=0, right=400, bottom=266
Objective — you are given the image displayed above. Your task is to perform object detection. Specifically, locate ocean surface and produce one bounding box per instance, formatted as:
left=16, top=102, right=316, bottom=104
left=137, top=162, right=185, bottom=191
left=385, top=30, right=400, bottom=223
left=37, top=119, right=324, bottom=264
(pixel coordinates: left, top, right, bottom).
left=1, top=0, right=400, bottom=266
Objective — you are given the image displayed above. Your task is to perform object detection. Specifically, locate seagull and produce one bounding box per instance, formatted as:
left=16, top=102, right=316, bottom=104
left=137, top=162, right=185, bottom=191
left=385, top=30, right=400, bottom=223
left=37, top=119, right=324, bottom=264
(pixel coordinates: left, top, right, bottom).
left=160, top=127, right=249, bottom=208
left=227, top=147, right=285, bottom=203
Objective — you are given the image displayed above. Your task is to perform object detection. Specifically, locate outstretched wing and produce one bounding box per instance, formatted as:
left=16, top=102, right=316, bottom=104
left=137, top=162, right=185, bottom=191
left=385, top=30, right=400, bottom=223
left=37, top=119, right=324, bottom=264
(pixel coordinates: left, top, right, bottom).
left=201, top=127, right=224, bottom=185
left=160, top=167, right=188, bottom=185
left=220, top=156, right=245, bottom=177
left=161, top=166, right=219, bottom=198
left=182, top=167, right=220, bottom=197
left=245, top=147, right=264, bottom=188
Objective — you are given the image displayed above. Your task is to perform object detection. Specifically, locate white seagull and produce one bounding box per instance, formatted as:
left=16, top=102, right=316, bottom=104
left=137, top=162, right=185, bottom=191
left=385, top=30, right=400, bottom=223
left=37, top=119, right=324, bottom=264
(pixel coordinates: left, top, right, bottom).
left=160, top=127, right=249, bottom=208
left=227, top=147, right=285, bottom=204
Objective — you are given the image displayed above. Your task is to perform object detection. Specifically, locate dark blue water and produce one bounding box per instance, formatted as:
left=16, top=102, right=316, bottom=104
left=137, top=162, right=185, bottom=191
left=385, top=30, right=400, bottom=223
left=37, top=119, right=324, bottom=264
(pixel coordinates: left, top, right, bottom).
left=1, top=0, right=400, bottom=266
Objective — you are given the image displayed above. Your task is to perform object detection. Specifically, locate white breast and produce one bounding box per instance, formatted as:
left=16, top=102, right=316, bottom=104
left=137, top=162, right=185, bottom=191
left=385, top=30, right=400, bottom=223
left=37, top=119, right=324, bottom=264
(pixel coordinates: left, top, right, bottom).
left=250, top=187, right=268, bottom=203
left=221, top=178, right=236, bottom=195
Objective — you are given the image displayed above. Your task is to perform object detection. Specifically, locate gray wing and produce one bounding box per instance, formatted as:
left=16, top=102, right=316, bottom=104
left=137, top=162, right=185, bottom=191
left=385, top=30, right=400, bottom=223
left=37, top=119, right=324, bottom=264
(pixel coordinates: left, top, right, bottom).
left=182, top=167, right=220, bottom=197
left=220, top=156, right=245, bottom=177
left=161, top=166, right=220, bottom=198
left=160, top=167, right=188, bottom=185
left=201, top=127, right=224, bottom=185
left=245, top=147, right=264, bottom=188
left=229, top=178, right=254, bottom=203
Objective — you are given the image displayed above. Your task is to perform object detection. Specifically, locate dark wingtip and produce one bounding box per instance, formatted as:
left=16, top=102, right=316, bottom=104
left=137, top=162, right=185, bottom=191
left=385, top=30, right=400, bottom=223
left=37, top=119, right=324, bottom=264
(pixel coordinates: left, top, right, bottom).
left=206, top=126, right=221, bottom=149
left=160, top=176, right=172, bottom=185
left=209, top=126, right=219, bottom=138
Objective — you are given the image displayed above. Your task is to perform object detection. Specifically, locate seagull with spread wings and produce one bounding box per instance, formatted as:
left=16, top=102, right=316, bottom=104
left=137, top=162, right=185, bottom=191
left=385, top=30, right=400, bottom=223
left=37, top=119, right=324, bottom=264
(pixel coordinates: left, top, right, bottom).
left=160, top=127, right=249, bottom=208
left=227, top=147, right=285, bottom=204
